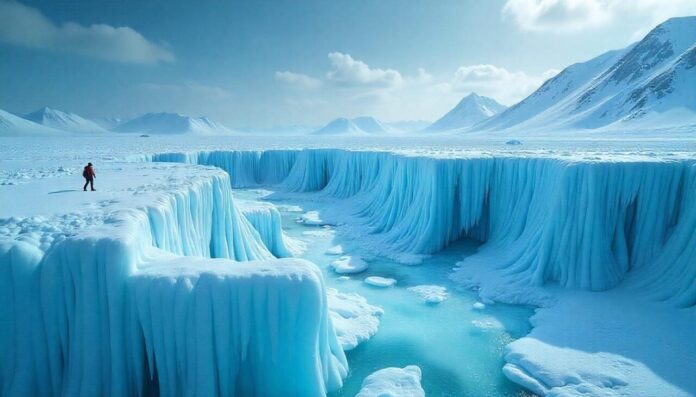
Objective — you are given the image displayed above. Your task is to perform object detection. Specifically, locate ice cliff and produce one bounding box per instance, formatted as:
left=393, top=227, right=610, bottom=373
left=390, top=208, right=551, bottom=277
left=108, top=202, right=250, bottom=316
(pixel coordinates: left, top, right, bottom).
left=154, top=149, right=696, bottom=307
left=0, top=164, right=347, bottom=396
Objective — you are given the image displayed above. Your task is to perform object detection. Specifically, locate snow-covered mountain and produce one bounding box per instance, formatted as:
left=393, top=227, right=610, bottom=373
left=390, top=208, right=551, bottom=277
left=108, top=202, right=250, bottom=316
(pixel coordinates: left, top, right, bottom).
left=313, top=116, right=394, bottom=135
left=0, top=108, right=67, bottom=136
left=91, top=116, right=125, bottom=130
left=23, top=107, right=107, bottom=134
left=385, top=120, right=431, bottom=132
left=113, top=112, right=234, bottom=135
left=428, top=93, right=507, bottom=131
left=474, top=16, right=696, bottom=133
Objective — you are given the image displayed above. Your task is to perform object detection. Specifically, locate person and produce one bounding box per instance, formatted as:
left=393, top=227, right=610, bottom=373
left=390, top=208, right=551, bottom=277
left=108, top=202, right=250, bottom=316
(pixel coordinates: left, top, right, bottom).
left=82, top=162, right=96, bottom=191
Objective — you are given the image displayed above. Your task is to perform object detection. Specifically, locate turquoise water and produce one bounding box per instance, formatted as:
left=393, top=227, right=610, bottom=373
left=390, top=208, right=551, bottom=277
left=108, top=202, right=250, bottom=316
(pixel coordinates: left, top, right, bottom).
left=236, top=189, right=535, bottom=397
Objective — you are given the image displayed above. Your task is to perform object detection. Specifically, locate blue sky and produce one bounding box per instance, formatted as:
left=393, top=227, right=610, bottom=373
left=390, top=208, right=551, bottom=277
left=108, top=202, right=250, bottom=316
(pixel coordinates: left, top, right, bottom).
left=1, top=0, right=694, bottom=128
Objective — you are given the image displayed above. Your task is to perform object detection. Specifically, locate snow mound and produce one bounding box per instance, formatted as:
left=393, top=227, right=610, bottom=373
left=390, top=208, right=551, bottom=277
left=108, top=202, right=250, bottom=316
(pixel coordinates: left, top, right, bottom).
left=327, top=288, right=383, bottom=351
left=356, top=365, right=425, bottom=397
left=364, top=276, right=397, bottom=287
left=408, top=285, right=448, bottom=304
left=331, top=255, right=368, bottom=274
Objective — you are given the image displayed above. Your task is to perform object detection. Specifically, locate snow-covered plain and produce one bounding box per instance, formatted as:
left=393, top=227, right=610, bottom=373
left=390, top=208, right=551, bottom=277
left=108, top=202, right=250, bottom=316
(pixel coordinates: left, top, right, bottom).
left=1, top=135, right=695, bottom=396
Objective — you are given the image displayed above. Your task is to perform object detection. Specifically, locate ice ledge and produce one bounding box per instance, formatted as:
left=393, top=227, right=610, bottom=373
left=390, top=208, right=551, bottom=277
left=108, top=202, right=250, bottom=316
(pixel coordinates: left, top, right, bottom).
left=0, top=162, right=347, bottom=396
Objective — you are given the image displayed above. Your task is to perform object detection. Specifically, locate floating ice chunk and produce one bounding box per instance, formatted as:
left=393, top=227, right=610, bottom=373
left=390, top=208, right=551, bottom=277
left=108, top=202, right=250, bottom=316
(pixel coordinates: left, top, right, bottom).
left=326, top=245, right=344, bottom=255
left=506, top=139, right=522, bottom=145
left=300, top=210, right=332, bottom=225
left=336, top=276, right=351, bottom=281
left=331, top=255, right=368, bottom=274
left=276, top=204, right=303, bottom=213
left=356, top=365, right=425, bottom=397
left=327, top=288, right=383, bottom=351
left=302, top=229, right=334, bottom=237
left=365, top=276, right=397, bottom=288
left=408, top=285, right=448, bottom=304
left=471, top=317, right=504, bottom=331
left=473, top=302, right=486, bottom=310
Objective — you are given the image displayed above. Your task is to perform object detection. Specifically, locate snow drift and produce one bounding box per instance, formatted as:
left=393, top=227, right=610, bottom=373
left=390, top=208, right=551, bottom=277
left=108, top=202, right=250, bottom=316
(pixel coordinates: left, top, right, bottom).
left=154, top=149, right=696, bottom=307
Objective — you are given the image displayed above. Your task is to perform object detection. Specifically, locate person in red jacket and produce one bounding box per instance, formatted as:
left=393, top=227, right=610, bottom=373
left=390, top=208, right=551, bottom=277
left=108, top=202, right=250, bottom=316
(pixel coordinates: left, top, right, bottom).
left=82, top=162, right=96, bottom=191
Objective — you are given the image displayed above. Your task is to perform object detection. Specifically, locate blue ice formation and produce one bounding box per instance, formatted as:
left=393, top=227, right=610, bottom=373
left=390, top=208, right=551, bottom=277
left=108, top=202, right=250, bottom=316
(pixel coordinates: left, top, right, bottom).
left=0, top=171, right=347, bottom=396
left=154, top=149, right=696, bottom=307
left=238, top=200, right=306, bottom=257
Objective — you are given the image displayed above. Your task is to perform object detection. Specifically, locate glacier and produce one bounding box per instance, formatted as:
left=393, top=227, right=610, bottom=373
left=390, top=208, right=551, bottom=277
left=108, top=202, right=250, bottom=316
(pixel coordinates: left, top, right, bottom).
left=0, top=162, right=348, bottom=396
left=153, top=148, right=696, bottom=306
left=1, top=136, right=695, bottom=396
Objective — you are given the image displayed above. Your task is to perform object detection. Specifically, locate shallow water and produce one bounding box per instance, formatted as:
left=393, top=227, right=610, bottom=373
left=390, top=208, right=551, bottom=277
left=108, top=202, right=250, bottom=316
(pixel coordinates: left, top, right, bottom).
left=235, top=188, right=535, bottom=397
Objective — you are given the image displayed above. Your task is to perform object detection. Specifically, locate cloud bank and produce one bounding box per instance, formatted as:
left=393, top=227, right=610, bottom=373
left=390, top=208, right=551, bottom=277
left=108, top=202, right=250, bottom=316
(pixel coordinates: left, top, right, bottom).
left=0, top=1, right=174, bottom=64
left=502, top=0, right=696, bottom=32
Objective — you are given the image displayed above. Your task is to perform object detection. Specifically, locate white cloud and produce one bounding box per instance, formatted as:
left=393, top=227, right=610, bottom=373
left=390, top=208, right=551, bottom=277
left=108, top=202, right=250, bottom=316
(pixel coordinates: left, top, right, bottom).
left=446, top=64, right=558, bottom=105
left=502, top=0, right=696, bottom=32
left=0, top=1, right=174, bottom=64
left=275, top=71, right=322, bottom=90
left=326, top=52, right=403, bottom=87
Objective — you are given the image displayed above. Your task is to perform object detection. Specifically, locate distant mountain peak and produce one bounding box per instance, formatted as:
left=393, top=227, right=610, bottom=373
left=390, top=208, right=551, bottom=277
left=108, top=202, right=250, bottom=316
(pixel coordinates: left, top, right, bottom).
left=114, top=112, right=233, bottom=135
left=23, top=107, right=106, bottom=133
left=427, top=93, right=507, bottom=131
left=1, top=108, right=67, bottom=136
left=312, top=116, right=394, bottom=135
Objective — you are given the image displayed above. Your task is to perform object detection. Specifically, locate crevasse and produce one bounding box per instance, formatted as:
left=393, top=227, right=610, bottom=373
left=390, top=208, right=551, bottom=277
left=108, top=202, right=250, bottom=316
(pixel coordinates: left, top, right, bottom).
left=154, top=149, right=696, bottom=307
left=0, top=171, right=347, bottom=396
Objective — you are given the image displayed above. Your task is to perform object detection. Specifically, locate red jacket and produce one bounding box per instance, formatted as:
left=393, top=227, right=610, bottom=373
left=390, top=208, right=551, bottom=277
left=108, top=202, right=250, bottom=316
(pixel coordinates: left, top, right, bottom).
left=84, top=165, right=95, bottom=178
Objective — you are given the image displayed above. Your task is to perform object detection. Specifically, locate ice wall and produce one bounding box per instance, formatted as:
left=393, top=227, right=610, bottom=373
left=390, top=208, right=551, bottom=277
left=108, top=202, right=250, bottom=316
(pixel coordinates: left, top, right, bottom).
left=0, top=170, right=347, bottom=396
left=154, top=149, right=696, bottom=306
left=152, top=151, right=297, bottom=188
left=238, top=200, right=306, bottom=257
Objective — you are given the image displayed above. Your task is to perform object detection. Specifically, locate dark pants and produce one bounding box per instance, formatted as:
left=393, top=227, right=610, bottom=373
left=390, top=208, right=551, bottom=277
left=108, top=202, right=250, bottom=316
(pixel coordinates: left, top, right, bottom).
left=84, top=177, right=94, bottom=191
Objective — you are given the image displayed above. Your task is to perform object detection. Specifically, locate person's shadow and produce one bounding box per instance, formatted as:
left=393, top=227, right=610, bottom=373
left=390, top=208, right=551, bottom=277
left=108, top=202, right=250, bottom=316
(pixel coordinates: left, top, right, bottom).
left=48, top=189, right=80, bottom=194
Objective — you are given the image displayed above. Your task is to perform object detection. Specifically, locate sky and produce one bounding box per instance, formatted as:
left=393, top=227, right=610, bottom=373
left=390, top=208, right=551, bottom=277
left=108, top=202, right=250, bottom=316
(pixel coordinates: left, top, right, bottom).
left=0, top=0, right=695, bottom=129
